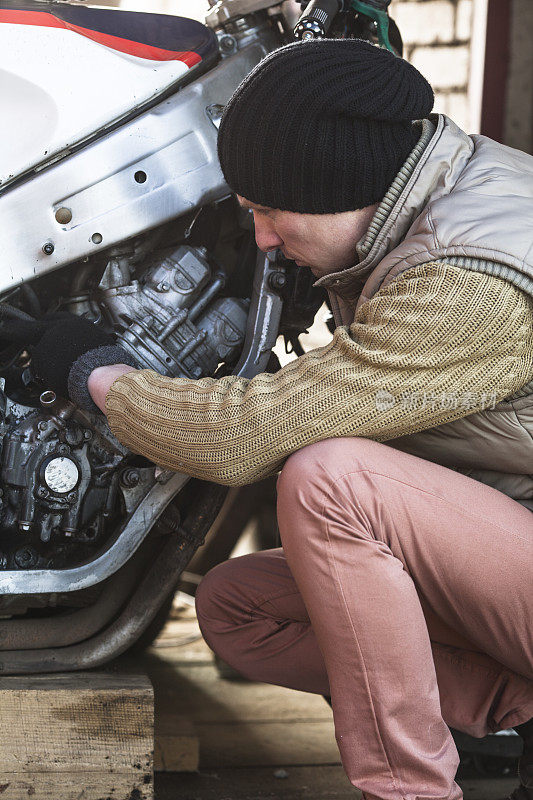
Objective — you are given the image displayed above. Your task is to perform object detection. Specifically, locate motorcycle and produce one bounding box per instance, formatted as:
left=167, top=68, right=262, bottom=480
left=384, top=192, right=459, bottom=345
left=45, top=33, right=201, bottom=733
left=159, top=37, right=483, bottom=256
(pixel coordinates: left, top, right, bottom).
left=0, top=0, right=520, bottom=774
left=0, top=0, right=403, bottom=675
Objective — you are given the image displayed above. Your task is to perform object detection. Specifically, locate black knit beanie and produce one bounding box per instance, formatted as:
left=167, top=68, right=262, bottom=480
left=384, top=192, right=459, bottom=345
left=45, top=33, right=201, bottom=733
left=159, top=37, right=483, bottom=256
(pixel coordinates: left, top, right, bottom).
left=217, top=38, right=434, bottom=213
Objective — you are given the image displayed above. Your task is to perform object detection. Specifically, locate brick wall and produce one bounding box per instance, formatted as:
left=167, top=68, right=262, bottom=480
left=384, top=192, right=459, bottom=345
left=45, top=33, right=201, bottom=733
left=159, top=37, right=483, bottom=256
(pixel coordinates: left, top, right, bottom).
left=389, top=0, right=473, bottom=131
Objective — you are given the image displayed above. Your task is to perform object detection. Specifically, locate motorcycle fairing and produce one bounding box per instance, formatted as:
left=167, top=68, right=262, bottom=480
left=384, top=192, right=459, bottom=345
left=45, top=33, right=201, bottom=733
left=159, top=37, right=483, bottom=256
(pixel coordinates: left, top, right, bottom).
left=0, top=42, right=266, bottom=294
left=0, top=4, right=219, bottom=188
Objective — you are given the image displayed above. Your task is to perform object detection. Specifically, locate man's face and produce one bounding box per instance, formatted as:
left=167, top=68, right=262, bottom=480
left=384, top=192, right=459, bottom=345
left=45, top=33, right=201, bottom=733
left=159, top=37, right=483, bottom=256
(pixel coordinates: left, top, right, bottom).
left=237, top=195, right=379, bottom=279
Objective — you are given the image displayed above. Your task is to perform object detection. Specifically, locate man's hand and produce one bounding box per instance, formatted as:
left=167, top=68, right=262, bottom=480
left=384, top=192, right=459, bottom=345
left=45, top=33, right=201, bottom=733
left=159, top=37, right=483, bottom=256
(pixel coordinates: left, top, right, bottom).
left=0, top=306, right=138, bottom=411
left=30, top=313, right=118, bottom=399
left=88, top=364, right=137, bottom=414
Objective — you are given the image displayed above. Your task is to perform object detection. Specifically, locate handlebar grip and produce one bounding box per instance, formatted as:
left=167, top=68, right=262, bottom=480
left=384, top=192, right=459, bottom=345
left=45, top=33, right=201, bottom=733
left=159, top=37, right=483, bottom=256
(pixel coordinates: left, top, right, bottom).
left=293, top=0, right=343, bottom=40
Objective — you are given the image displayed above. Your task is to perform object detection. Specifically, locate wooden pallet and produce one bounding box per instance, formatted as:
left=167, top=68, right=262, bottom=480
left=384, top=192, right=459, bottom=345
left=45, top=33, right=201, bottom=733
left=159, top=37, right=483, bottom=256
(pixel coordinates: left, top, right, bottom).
left=0, top=671, right=154, bottom=800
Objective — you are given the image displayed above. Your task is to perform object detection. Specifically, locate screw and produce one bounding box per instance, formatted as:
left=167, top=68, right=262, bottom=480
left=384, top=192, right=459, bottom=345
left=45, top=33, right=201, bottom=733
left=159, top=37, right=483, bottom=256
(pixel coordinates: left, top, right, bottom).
left=42, top=242, right=55, bottom=255
left=38, top=421, right=48, bottom=431
left=83, top=429, right=93, bottom=440
left=67, top=491, right=78, bottom=503
left=268, top=271, right=287, bottom=291
left=58, top=444, right=70, bottom=455
left=37, top=486, right=49, bottom=499
left=121, top=468, right=140, bottom=488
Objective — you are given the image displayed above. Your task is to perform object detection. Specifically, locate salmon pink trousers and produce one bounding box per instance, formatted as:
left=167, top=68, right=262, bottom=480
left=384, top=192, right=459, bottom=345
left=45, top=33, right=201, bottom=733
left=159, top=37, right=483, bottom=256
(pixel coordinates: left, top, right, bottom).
left=195, top=438, right=533, bottom=800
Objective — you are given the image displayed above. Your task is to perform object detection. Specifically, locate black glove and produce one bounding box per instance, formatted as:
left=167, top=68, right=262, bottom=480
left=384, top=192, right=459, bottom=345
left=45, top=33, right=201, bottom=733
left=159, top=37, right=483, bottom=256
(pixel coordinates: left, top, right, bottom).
left=0, top=305, right=138, bottom=411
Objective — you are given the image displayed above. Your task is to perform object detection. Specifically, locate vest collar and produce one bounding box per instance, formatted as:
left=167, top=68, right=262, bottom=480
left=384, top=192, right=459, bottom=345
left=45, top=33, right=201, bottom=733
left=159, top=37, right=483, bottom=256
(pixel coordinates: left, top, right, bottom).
left=314, top=114, right=473, bottom=297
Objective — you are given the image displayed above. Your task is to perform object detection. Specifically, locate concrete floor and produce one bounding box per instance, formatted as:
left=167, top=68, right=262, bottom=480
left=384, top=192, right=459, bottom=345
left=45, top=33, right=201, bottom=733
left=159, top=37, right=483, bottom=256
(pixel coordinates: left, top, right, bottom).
left=141, top=602, right=519, bottom=800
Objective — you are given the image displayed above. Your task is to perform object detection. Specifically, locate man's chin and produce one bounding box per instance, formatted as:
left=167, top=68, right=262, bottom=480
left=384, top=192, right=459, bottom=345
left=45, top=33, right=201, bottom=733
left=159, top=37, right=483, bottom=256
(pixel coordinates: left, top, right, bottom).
left=292, top=261, right=325, bottom=277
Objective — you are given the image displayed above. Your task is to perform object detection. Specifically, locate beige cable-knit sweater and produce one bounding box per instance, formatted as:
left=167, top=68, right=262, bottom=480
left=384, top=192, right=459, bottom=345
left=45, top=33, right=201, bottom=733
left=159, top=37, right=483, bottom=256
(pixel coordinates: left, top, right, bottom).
left=105, top=260, right=533, bottom=486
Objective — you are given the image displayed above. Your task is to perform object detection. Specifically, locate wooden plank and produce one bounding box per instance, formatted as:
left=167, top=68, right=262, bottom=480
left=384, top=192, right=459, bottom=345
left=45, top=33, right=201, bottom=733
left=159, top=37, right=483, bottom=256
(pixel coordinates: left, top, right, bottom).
left=149, top=658, right=333, bottom=724
left=0, top=773, right=153, bottom=800
left=155, top=714, right=199, bottom=772
left=0, top=671, right=154, bottom=800
left=195, top=720, right=339, bottom=768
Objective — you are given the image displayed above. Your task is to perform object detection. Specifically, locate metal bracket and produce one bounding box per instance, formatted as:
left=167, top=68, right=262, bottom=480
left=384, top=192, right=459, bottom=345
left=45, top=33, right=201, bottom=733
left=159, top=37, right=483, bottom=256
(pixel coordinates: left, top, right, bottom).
left=234, top=249, right=284, bottom=378
left=206, top=0, right=283, bottom=28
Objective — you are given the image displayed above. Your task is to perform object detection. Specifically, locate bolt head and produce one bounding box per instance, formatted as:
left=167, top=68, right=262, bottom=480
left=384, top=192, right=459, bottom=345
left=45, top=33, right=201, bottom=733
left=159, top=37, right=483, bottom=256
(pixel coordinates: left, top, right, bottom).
left=42, top=242, right=55, bottom=255
left=219, top=34, right=236, bottom=53
left=269, top=272, right=286, bottom=291
left=15, top=545, right=37, bottom=569
left=121, top=468, right=140, bottom=488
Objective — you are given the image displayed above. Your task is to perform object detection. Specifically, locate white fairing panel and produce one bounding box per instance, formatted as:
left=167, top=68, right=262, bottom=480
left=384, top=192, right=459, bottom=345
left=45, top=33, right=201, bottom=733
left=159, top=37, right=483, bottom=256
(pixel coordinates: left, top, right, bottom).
left=0, top=11, right=215, bottom=186
left=0, top=43, right=266, bottom=294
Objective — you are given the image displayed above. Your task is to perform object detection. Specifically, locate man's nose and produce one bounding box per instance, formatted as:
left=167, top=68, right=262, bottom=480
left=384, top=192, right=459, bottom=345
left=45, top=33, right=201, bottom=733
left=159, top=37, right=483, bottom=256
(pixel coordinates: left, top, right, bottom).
left=253, top=213, right=283, bottom=253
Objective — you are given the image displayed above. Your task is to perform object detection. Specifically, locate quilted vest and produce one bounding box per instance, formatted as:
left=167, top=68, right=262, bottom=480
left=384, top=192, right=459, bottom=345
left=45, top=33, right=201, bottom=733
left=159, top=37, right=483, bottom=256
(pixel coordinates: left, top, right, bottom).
left=317, top=113, right=533, bottom=512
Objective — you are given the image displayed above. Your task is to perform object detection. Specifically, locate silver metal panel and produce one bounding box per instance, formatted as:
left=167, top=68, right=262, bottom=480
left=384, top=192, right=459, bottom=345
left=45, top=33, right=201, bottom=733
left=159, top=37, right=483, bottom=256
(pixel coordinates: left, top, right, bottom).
left=0, top=43, right=265, bottom=294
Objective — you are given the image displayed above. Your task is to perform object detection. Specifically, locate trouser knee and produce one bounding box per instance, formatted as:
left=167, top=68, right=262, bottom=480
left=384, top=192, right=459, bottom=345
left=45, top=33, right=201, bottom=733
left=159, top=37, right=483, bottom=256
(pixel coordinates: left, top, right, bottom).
left=277, top=438, right=371, bottom=541
left=195, top=553, right=265, bottom=660
left=195, top=559, right=239, bottom=650
left=276, top=436, right=380, bottom=511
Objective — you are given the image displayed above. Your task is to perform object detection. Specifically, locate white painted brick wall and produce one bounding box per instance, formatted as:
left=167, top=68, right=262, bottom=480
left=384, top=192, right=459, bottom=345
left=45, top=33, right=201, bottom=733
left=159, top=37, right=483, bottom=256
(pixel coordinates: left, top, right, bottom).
left=391, top=1, right=455, bottom=45
left=389, top=0, right=473, bottom=130
left=410, top=45, right=469, bottom=89
left=456, top=0, right=473, bottom=41
left=446, top=91, right=470, bottom=123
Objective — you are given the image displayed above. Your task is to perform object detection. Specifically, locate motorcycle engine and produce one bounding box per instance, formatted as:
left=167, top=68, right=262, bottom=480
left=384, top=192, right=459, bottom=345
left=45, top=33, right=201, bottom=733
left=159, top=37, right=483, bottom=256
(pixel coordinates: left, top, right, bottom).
left=0, top=243, right=249, bottom=575
left=97, top=244, right=248, bottom=379
left=0, top=388, right=127, bottom=571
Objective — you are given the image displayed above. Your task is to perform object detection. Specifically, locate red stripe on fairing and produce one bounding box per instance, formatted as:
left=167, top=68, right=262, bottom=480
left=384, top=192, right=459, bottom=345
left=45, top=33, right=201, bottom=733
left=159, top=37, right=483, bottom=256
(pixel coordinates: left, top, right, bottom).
left=0, top=10, right=202, bottom=65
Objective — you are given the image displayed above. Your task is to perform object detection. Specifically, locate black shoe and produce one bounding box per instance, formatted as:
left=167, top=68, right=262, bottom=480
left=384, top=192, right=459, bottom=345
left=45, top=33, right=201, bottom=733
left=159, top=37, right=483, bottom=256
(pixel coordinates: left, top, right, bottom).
left=502, top=719, right=533, bottom=800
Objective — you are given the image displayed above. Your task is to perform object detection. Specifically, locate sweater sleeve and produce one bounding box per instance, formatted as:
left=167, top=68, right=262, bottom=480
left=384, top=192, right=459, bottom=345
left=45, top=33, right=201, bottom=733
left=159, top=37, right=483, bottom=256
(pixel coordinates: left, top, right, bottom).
left=105, top=261, right=533, bottom=486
